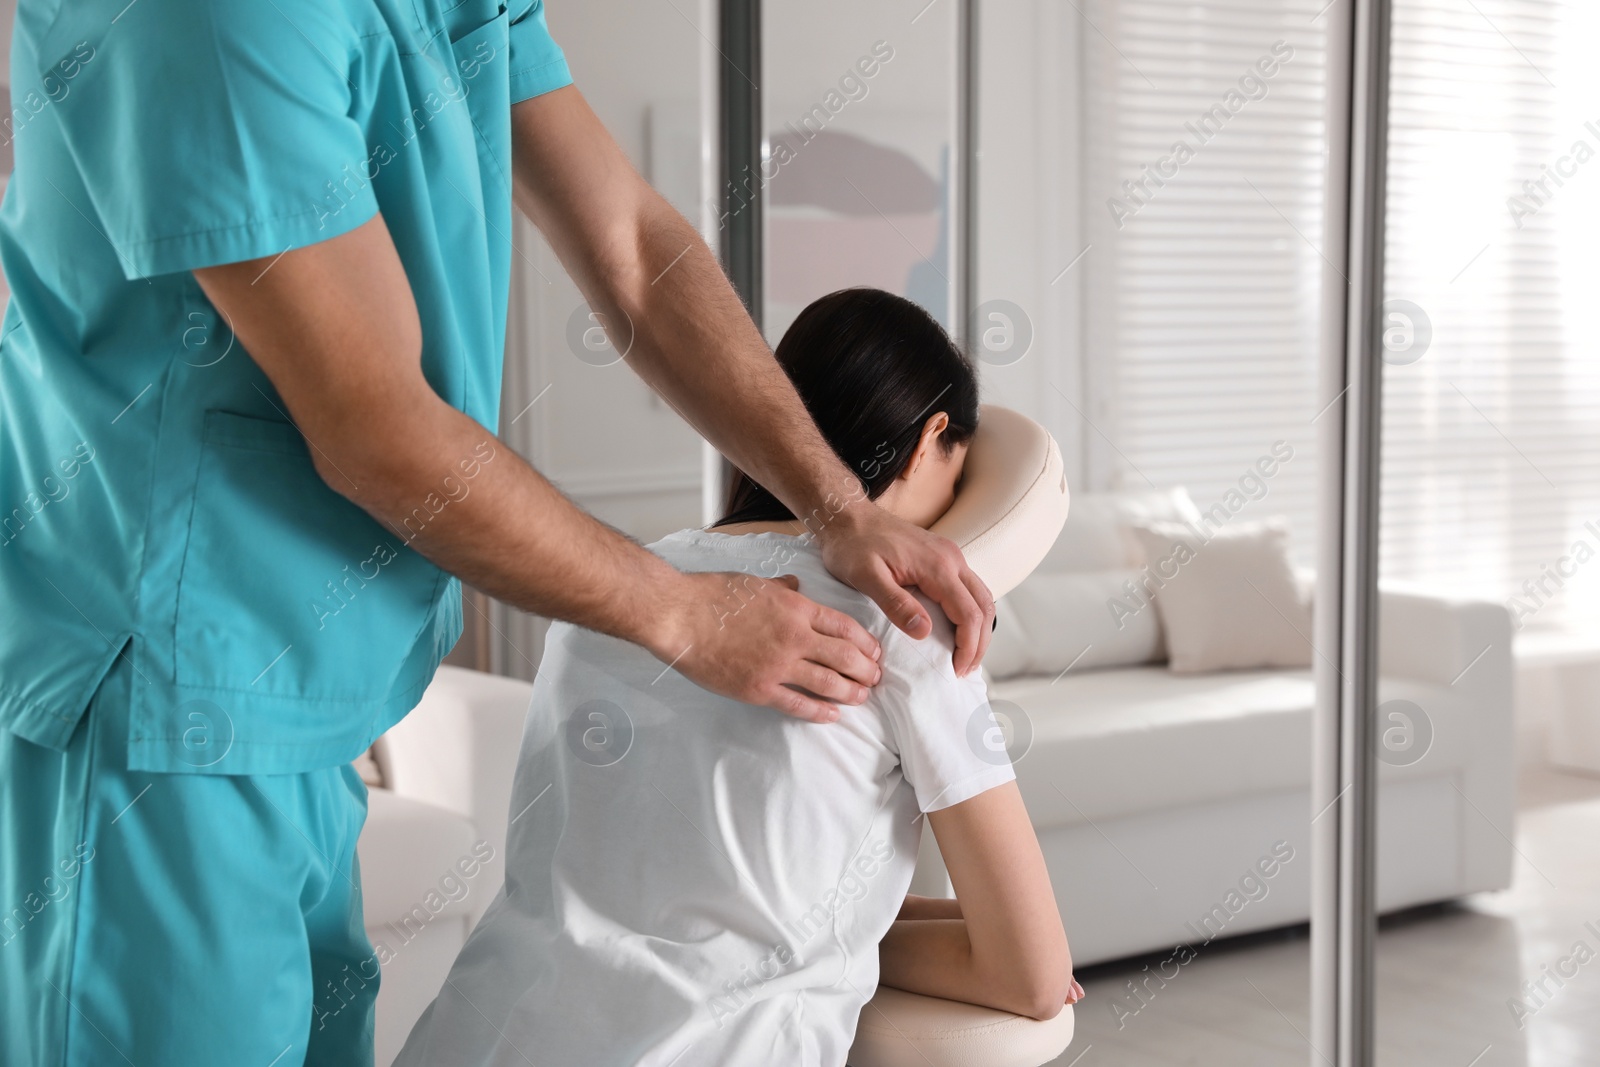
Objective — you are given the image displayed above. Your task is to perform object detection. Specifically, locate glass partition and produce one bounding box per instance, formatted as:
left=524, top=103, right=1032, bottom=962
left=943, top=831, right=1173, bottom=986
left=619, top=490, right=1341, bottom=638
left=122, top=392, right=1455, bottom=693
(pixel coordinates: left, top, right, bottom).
left=760, top=1, right=1346, bottom=1061
left=1044, top=1, right=1333, bottom=1059
left=1374, top=2, right=1600, bottom=1064
left=761, top=0, right=960, bottom=341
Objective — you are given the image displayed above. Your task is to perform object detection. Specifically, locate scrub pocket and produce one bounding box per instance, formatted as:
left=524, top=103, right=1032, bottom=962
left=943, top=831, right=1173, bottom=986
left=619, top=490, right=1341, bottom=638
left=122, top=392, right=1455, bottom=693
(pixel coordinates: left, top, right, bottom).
left=453, top=11, right=512, bottom=184
left=173, top=410, right=446, bottom=702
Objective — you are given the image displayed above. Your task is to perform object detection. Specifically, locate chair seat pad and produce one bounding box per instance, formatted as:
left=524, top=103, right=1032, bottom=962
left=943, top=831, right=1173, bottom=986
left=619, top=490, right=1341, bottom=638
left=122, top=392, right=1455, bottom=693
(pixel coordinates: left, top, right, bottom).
left=848, top=987, right=1075, bottom=1067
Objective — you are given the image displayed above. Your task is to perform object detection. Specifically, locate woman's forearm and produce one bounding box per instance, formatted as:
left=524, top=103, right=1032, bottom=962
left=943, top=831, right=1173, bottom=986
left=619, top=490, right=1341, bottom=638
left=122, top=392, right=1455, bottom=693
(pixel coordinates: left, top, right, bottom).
left=878, top=919, right=1063, bottom=1020
left=896, top=894, right=964, bottom=921
left=878, top=919, right=980, bottom=1005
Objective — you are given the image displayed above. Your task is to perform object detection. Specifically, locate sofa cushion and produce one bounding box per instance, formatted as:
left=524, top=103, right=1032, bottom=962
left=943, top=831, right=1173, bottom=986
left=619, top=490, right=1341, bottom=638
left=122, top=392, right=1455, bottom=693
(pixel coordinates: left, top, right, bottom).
left=1127, top=519, right=1312, bottom=673
left=352, top=747, right=385, bottom=787
left=991, top=666, right=1471, bottom=828
left=357, top=788, right=483, bottom=929
left=986, top=488, right=1199, bottom=678
left=1042, top=487, right=1200, bottom=573
left=988, top=569, right=1164, bottom=680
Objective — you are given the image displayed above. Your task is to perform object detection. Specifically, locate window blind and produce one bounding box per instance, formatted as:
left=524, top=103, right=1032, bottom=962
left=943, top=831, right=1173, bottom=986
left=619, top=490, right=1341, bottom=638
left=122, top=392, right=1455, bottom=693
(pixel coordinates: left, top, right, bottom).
left=1081, top=0, right=1332, bottom=566
left=1381, top=0, right=1600, bottom=632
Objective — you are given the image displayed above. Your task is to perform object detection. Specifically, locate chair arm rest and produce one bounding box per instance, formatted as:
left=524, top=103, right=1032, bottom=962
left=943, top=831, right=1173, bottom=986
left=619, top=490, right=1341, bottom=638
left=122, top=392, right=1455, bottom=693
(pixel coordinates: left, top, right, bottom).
left=374, top=666, right=533, bottom=873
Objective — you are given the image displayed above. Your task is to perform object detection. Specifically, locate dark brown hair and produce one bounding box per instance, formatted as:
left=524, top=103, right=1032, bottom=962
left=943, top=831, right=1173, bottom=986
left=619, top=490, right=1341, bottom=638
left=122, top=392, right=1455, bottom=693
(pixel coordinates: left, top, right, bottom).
left=718, top=288, right=979, bottom=526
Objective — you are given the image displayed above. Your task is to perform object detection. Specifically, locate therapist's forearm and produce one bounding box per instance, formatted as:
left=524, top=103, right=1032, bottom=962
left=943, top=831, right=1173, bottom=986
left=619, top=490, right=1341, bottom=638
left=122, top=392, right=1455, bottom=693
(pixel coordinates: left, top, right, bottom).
left=509, top=91, right=864, bottom=529
left=587, top=206, right=863, bottom=527
left=309, top=390, right=697, bottom=659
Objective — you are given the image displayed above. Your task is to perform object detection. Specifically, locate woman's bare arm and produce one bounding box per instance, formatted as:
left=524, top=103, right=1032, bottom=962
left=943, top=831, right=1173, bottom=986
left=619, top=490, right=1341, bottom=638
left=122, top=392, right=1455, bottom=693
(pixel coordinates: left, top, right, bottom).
left=878, top=783, right=1074, bottom=1020
left=895, top=894, right=963, bottom=921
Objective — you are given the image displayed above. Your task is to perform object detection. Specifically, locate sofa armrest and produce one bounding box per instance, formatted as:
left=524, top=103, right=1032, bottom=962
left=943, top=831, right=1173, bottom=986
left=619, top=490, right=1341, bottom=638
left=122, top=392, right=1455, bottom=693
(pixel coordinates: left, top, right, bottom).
left=1377, top=582, right=1515, bottom=893
left=1378, top=582, right=1512, bottom=690
left=1294, top=571, right=1511, bottom=689
left=374, top=666, right=533, bottom=891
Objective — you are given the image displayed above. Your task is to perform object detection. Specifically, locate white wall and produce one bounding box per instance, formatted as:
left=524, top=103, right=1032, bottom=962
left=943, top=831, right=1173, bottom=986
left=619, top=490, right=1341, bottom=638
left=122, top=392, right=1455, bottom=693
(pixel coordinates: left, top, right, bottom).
left=971, top=0, right=1087, bottom=490
left=490, top=0, right=713, bottom=677
left=505, top=0, right=708, bottom=516
left=0, top=0, right=13, bottom=86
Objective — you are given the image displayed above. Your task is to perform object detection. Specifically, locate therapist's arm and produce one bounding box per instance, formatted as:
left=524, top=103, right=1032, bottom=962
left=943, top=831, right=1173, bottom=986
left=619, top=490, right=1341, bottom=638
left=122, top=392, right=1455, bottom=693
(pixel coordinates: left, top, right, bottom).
left=193, top=215, right=881, bottom=724
left=508, top=85, right=994, bottom=675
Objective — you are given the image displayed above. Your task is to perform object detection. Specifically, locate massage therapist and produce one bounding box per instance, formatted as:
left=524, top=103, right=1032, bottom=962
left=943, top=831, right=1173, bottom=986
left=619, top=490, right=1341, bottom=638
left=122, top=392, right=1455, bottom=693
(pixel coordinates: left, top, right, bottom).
left=0, top=2, right=994, bottom=1064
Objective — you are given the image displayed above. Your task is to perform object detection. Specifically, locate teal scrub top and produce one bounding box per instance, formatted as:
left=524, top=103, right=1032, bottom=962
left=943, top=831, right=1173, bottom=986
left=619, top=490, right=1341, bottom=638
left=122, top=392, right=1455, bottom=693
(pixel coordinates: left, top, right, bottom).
left=0, top=0, right=572, bottom=773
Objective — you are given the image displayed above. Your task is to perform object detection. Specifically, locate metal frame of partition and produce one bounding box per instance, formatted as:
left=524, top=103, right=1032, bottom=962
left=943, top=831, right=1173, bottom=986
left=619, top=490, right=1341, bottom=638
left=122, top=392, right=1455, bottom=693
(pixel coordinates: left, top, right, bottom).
left=1313, top=0, right=1392, bottom=1064
left=954, top=0, right=977, bottom=348
left=716, top=0, right=976, bottom=339
left=717, top=0, right=763, bottom=328
left=709, top=0, right=976, bottom=515
left=705, top=0, right=763, bottom=522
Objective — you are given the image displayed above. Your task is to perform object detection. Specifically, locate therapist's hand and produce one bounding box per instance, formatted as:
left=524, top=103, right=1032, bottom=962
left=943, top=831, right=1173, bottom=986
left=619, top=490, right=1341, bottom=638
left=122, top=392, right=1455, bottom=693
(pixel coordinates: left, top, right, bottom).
left=816, top=503, right=995, bottom=677
left=650, top=571, right=883, bottom=724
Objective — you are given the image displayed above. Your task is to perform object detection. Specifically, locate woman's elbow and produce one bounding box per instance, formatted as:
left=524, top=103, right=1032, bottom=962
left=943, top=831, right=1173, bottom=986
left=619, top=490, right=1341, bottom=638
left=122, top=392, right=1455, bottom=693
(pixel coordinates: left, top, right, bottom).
left=1016, top=978, right=1071, bottom=1021
left=1012, top=951, right=1074, bottom=1021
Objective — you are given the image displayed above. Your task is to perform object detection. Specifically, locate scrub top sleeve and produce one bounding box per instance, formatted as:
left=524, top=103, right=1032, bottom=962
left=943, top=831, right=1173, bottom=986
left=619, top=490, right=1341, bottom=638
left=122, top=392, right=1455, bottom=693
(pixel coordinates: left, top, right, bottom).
left=49, top=0, right=377, bottom=280
left=876, top=620, right=1018, bottom=815
left=507, top=0, right=574, bottom=104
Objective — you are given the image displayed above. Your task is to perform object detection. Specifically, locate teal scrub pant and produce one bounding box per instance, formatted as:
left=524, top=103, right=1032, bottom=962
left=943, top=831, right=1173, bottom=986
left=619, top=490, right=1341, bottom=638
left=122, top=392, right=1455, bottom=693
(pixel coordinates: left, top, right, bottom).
left=0, top=655, right=377, bottom=1066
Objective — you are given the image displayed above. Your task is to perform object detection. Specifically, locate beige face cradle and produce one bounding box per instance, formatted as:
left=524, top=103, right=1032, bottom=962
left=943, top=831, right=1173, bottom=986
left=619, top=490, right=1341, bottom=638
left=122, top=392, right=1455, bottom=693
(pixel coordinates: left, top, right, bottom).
left=930, top=405, right=1071, bottom=602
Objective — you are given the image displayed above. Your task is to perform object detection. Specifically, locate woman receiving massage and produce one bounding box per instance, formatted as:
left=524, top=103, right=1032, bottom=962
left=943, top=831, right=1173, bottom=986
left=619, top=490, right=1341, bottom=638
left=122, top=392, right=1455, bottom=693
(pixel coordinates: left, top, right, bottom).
left=397, top=287, right=1081, bottom=1067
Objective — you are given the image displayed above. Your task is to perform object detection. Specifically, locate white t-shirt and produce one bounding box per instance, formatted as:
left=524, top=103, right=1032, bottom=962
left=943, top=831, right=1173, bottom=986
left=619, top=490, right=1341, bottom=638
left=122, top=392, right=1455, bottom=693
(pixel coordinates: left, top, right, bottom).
left=397, top=530, right=1015, bottom=1067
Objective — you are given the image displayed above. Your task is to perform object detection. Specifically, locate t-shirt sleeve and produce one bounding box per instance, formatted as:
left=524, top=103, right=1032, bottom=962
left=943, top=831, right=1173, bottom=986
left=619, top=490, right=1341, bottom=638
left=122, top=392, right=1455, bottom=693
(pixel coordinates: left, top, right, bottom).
left=875, top=617, right=1018, bottom=814
left=47, top=0, right=377, bottom=280
left=507, top=0, right=574, bottom=104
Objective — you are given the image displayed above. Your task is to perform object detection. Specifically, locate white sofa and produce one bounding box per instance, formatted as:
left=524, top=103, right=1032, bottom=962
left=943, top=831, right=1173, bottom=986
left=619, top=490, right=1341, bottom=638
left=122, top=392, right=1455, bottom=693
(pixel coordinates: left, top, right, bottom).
left=951, top=489, right=1517, bottom=965
left=357, top=667, right=533, bottom=1067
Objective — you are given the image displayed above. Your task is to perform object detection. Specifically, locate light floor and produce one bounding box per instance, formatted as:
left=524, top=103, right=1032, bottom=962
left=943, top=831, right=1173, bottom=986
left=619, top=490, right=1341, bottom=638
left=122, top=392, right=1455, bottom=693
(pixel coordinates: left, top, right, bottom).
left=1051, top=767, right=1600, bottom=1067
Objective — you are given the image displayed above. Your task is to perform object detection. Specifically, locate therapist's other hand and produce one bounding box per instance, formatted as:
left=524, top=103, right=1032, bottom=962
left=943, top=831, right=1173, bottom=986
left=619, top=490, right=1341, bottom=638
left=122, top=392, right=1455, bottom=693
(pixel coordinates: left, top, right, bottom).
left=817, top=504, right=994, bottom=677
left=651, top=571, right=883, bottom=724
